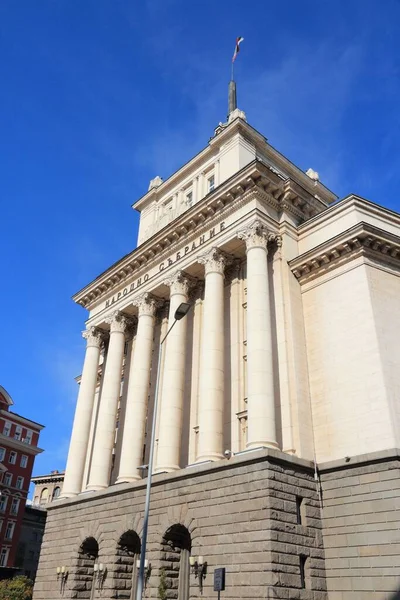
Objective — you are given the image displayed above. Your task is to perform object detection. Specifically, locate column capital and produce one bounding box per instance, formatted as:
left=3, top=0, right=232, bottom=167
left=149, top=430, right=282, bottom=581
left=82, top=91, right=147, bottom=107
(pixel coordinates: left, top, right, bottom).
left=238, top=219, right=278, bottom=252
left=82, top=327, right=105, bottom=348
left=164, top=270, right=197, bottom=296
left=105, top=311, right=134, bottom=334
left=199, top=247, right=232, bottom=276
left=134, top=293, right=163, bottom=318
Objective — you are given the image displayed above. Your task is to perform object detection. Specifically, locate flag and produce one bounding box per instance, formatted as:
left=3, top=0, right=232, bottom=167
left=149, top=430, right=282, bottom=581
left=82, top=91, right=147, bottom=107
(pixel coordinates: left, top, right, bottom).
left=232, top=36, right=244, bottom=63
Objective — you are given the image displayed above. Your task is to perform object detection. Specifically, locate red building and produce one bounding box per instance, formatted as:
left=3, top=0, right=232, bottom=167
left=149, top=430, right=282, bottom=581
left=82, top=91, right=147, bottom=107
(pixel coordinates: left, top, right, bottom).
left=0, top=385, right=43, bottom=572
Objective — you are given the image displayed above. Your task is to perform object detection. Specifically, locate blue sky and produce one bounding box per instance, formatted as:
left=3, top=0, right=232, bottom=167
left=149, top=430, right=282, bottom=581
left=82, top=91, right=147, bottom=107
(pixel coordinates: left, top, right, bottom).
left=1, top=0, right=399, bottom=490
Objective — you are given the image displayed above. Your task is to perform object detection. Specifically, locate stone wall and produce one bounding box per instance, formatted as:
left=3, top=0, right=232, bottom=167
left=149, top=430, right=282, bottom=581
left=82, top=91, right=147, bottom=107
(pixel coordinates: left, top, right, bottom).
left=320, top=449, right=400, bottom=600
left=33, top=449, right=326, bottom=600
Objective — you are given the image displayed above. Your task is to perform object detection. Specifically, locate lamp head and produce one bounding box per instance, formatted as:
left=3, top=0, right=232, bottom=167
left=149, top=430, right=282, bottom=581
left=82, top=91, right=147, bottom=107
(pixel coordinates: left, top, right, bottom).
left=174, top=302, right=191, bottom=321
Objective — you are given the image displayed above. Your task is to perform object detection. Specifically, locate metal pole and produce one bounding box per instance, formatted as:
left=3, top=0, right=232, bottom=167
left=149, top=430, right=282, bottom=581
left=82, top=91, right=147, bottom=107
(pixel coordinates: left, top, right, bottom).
left=135, top=318, right=179, bottom=600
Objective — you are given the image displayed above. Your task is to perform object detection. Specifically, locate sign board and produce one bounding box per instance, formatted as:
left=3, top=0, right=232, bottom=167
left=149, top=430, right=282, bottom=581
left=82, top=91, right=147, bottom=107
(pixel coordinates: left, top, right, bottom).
left=214, top=568, right=226, bottom=592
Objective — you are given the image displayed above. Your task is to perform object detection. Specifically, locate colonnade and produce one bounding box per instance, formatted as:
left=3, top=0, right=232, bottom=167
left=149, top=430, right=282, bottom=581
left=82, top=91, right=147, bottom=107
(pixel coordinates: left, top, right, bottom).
left=61, top=220, right=279, bottom=498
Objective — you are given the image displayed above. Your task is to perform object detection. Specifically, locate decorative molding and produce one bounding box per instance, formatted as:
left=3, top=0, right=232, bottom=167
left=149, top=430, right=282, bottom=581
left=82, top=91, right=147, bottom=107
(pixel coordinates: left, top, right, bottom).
left=164, top=270, right=197, bottom=297
left=134, top=292, right=163, bottom=318
left=290, top=223, right=400, bottom=283
left=105, top=312, right=135, bottom=334
left=237, top=219, right=279, bottom=252
left=198, top=247, right=233, bottom=276
left=82, top=327, right=105, bottom=349
left=73, top=160, right=327, bottom=310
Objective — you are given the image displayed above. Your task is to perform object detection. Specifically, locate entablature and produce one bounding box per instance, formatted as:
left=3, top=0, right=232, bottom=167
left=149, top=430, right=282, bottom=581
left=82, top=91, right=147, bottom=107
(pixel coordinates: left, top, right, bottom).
left=74, top=160, right=330, bottom=311
left=290, top=222, right=400, bottom=284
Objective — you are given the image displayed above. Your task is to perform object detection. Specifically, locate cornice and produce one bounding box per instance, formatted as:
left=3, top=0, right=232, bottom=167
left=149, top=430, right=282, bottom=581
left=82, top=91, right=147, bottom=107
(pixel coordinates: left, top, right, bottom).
left=289, top=222, right=400, bottom=283
left=0, top=433, right=44, bottom=456
left=74, top=160, right=328, bottom=311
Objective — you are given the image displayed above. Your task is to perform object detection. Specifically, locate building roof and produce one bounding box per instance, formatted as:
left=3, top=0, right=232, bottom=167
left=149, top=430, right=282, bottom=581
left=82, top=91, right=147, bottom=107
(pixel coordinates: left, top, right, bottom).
left=0, top=385, right=14, bottom=407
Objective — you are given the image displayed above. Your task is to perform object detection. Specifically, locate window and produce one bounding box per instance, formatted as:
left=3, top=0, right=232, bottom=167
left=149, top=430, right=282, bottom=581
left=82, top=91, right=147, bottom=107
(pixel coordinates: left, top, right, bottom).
left=299, top=555, right=309, bottom=589
left=23, top=430, right=33, bottom=444
left=4, top=473, right=12, bottom=487
left=16, top=476, right=23, bottom=490
left=186, top=190, right=193, bottom=206
left=3, top=422, right=11, bottom=437
left=9, top=451, right=16, bottom=465
left=0, top=448, right=5, bottom=462
left=10, top=499, right=19, bottom=515
left=0, top=548, right=9, bottom=567
left=0, top=520, right=3, bottom=532
left=20, top=455, right=28, bottom=468
left=296, top=496, right=306, bottom=525
left=14, top=426, right=22, bottom=441
left=52, top=487, right=61, bottom=500
left=163, top=198, right=173, bottom=214
left=5, top=522, right=15, bottom=540
left=0, top=497, right=8, bottom=512
left=39, top=488, right=48, bottom=504
left=208, top=174, right=215, bottom=192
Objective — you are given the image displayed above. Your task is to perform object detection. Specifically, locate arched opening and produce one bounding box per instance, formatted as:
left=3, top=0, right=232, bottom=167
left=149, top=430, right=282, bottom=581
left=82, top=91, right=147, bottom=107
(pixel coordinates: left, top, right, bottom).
left=39, top=488, right=48, bottom=504
left=160, top=524, right=191, bottom=600
left=73, top=537, right=99, bottom=599
left=52, top=486, right=61, bottom=500
left=113, top=530, right=141, bottom=599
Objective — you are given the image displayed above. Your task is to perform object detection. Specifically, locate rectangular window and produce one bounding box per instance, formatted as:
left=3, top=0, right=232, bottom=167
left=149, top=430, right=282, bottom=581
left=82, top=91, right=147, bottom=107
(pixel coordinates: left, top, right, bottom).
left=296, top=496, right=306, bottom=525
left=14, top=426, right=22, bottom=441
left=0, top=448, right=5, bottom=462
left=0, top=497, right=8, bottom=512
left=3, top=422, right=11, bottom=437
left=4, top=473, right=12, bottom=487
left=16, top=476, right=23, bottom=490
left=208, top=175, right=215, bottom=192
left=0, top=548, right=9, bottom=567
left=5, top=522, right=15, bottom=540
left=20, top=455, right=28, bottom=468
left=0, top=520, right=3, bottom=532
left=10, top=499, right=19, bottom=515
left=186, top=191, right=193, bottom=206
left=9, top=451, right=17, bottom=465
left=299, top=555, right=309, bottom=589
left=23, top=430, right=33, bottom=444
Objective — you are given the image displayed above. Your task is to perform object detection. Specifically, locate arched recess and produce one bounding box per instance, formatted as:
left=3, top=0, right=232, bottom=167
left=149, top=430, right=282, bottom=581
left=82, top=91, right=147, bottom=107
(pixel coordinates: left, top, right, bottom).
left=73, top=537, right=99, bottom=600
left=40, top=488, right=49, bottom=504
left=160, top=524, right=192, bottom=600
left=52, top=486, right=61, bottom=499
left=113, top=530, right=141, bottom=600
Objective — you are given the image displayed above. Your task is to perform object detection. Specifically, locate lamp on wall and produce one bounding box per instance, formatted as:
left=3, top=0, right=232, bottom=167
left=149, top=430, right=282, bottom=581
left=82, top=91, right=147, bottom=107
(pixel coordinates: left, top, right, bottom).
left=56, top=566, right=68, bottom=592
left=189, top=556, right=207, bottom=593
left=94, top=563, right=106, bottom=589
left=136, top=558, right=151, bottom=587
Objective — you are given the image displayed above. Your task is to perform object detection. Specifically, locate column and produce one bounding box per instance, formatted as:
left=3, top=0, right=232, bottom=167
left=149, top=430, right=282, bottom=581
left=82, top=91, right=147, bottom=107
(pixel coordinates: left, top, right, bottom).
left=61, top=327, right=104, bottom=498
left=87, top=312, right=131, bottom=491
left=117, top=294, right=161, bottom=483
left=155, top=271, right=194, bottom=473
left=197, top=248, right=229, bottom=462
left=238, top=220, right=278, bottom=449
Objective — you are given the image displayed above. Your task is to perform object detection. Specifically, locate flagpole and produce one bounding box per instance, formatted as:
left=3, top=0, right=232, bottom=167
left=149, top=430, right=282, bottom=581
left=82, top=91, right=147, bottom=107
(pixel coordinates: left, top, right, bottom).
left=231, top=60, right=234, bottom=82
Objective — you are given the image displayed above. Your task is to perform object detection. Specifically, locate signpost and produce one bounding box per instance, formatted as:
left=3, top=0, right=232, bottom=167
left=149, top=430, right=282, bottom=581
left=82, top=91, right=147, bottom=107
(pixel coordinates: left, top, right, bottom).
left=214, top=568, right=226, bottom=600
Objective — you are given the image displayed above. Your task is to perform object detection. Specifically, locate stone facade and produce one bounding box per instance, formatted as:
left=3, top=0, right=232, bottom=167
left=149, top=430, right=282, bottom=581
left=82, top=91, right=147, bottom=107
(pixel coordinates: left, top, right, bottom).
left=320, top=450, right=400, bottom=600
left=34, top=449, right=327, bottom=600
left=34, top=97, right=400, bottom=600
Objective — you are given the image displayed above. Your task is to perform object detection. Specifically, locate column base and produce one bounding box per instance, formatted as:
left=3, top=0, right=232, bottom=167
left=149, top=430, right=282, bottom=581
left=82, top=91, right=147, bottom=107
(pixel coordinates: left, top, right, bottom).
left=58, top=491, right=78, bottom=499
left=154, top=464, right=180, bottom=474
left=85, top=484, right=108, bottom=492
left=115, top=475, right=142, bottom=484
left=196, top=452, right=224, bottom=463
left=246, top=441, right=280, bottom=451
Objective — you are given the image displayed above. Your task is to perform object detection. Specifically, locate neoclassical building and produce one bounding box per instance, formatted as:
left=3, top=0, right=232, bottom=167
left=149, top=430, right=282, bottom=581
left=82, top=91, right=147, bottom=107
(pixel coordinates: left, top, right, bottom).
left=34, top=93, right=400, bottom=600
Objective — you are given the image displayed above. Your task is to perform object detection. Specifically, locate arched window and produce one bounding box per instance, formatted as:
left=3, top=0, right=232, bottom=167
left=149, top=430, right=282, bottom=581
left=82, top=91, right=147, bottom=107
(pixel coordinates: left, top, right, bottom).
left=73, top=537, right=99, bottom=599
left=39, top=488, right=48, bottom=504
left=52, top=487, right=61, bottom=499
left=160, top=524, right=191, bottom=600
left=115, top=530, right=141, bottom=599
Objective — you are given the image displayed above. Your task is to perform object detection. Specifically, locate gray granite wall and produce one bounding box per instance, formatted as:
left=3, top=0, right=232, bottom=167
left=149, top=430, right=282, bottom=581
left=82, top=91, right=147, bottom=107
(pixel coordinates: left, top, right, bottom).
left=33, top=449, right=326, bottom=600
left=320, top=449, right=400, bottom=600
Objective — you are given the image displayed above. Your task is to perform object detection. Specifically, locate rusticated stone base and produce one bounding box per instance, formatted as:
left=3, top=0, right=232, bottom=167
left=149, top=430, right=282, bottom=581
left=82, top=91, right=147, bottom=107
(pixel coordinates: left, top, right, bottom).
left=33, top=448, right=327, bottom=600
left=319, top=448, right=400, bottom=600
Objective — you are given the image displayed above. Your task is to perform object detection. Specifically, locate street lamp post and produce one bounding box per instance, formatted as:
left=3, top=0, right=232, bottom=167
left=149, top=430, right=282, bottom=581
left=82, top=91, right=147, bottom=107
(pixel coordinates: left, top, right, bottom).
left=135, top=301, right=191, bottom=600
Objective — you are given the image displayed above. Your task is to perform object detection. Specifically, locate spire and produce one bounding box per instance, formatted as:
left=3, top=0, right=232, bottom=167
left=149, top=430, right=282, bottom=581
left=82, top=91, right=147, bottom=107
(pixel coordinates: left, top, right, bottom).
left=228, top=80, right=237, bottom=116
